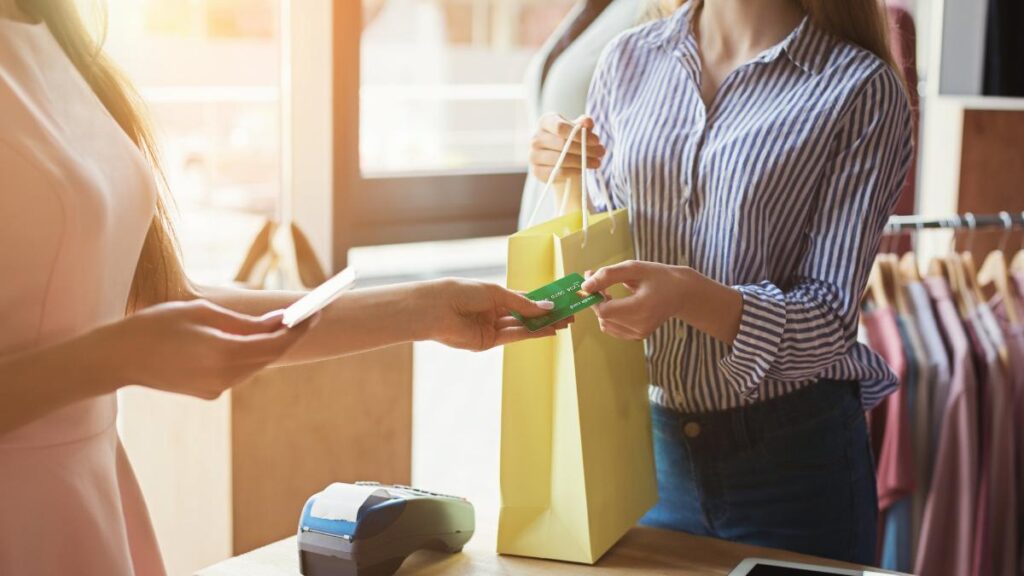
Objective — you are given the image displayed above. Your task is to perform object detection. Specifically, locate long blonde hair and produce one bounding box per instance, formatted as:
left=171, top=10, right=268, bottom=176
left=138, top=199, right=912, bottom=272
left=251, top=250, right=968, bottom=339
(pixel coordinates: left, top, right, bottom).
left=15, top=0, right=192, bottom=311
left=654, top=0, right=902, bottom=77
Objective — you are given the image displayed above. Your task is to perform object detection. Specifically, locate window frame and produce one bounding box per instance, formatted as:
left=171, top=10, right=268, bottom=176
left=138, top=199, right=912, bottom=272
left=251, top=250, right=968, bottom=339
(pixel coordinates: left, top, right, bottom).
left=331, top=1, right=527, bottom=270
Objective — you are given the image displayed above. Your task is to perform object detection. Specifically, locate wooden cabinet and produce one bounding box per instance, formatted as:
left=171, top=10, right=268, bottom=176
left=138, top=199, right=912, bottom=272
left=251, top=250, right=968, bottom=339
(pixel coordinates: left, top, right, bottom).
left=916, top=100, right=1024, bottom=262
left=956, top=109, right=1024, bottom=256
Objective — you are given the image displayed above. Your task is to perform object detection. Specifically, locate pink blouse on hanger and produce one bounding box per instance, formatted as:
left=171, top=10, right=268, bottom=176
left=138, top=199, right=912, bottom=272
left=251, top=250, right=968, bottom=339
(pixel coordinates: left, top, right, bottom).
left=0, top=19, right=165, bottom=576
left=964, top=306, right=1017, bottom=576
left=916, top=277, right=979, bottom=576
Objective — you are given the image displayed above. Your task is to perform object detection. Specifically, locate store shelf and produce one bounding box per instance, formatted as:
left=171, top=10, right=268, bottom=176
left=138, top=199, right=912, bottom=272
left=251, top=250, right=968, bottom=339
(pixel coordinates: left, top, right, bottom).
left=931, top=95, right=1024, bottom=111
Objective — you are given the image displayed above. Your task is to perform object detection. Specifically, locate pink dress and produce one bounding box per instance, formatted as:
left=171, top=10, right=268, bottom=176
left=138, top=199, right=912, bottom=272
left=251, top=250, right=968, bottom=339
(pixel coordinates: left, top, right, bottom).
left=0, top=19, right=166, bottom=576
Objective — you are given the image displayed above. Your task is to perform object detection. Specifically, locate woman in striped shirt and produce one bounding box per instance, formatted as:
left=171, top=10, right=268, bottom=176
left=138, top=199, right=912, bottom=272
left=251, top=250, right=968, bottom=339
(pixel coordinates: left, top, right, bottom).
left=530, top=0, right=913, bottom=564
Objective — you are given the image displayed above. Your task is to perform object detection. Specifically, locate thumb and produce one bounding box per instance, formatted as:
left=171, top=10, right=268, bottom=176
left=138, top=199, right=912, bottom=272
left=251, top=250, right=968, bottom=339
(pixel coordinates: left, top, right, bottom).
left=230, top=312, right=319, bottom=360
left=573, top=114, right=595, bottom=130
left=193, top=301, right=282, bottom=336
left=493, top=286, right=555, bottom=318
left=581, top=262, right=639, bottom=295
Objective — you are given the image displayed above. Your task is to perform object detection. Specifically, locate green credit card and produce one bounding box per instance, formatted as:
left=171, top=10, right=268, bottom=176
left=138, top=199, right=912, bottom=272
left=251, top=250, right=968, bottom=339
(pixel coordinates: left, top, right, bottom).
left=511, top=272, right=605, bottom=332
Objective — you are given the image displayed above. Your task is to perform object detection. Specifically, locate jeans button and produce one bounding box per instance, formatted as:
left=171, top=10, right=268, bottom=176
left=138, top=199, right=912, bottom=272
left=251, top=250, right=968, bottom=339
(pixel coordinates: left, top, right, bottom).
left=683, top=422, right=701, bottom=438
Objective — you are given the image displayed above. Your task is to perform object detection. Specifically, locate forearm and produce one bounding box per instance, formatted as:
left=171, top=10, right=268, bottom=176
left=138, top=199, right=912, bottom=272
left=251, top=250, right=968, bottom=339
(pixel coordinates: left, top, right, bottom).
left=201, top=282, right=433, bottom=365
left=674, top=267, right=744, bottom=345
left=0, top=333, right=119, bottom=435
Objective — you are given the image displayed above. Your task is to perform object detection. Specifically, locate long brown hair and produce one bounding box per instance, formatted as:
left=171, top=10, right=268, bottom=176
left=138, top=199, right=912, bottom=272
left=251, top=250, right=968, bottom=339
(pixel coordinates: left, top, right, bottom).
left=14, top=0, right=193, bottom=311
left=654, top=0, right=901, bottom=77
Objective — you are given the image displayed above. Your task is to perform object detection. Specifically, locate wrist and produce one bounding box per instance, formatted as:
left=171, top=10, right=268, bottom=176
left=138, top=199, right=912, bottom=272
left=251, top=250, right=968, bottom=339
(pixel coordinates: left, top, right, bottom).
left=671, top=266, right=696, bottom=321
left=409, top=280, right=446, bottom=342
left=77, top=323, right=131, bottom=395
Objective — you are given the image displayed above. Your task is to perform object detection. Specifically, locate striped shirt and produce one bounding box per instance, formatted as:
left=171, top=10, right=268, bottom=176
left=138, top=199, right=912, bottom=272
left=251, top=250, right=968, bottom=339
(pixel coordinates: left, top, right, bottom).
left=586, top=6, right=914, bottom=413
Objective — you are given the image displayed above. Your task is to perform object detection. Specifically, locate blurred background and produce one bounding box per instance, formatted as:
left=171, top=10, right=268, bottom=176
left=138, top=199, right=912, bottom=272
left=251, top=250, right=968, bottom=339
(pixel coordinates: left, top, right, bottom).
left=96, top=0, right=1024, bottom=574
left=103, top=0, right=573, bottom=282
left=104, top=2, right=578, bottom=574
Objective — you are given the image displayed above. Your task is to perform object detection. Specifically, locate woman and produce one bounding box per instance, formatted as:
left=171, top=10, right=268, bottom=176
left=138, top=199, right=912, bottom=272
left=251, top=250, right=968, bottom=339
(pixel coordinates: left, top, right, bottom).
left=518, top=0, right=644, bottom=228
left=0, top=1, right=564, bottom=574
left=531, top=0, right=912, bottom=564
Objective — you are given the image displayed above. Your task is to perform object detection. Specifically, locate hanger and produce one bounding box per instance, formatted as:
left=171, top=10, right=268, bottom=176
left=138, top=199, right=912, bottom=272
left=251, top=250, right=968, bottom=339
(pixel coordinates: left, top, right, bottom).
left=866, top=224, right=893, bottom=310
left=927, top=218, right=951, bottom=280
left=959, top=212, right=984, bottom=313
left=1012, top=211, right=1024, bottom=274
left=978, top=211, right=1020, bottom=326
left=881, top=229, right=910, bottom=315
left=867, top=258, right=891, bottom=310
left=929, top=216, right=971, bottom=319
left=898, top=219, right=923, bottom=284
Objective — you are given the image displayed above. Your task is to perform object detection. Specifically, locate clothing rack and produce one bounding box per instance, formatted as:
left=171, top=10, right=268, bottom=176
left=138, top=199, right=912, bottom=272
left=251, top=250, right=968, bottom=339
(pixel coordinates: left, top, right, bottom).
left=886, top=212, right=1024, bottom=233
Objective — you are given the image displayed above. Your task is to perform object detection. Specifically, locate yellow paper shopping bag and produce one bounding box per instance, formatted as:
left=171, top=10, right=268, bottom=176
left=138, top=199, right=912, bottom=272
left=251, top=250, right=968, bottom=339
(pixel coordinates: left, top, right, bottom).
left=497, top=124, right=656, bottom=564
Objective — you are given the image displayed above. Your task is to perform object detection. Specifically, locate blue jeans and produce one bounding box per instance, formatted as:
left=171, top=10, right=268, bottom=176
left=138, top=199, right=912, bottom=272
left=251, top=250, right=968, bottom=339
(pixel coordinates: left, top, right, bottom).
left=640, top=380, right=878, bottom=565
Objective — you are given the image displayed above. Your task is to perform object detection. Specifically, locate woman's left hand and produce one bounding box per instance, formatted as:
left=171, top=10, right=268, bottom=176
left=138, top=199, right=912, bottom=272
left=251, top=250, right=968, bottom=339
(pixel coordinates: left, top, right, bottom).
left=581, top=261, right=689, bottom=341
left=425, top=279, right=571, bottom=351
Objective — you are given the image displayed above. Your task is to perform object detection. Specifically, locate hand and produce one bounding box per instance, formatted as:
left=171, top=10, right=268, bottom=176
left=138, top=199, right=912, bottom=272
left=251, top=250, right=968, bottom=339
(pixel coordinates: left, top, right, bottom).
left=581, top=261, right=689, bottom=341
left=423, top=279, right=571, bottom=351
left=99, top=300, right=315, bottom=399
left=530, top=113, right=605, bottom=183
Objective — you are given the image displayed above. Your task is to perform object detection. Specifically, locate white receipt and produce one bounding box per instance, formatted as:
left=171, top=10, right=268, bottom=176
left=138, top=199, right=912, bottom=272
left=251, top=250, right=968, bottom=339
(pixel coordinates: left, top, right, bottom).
left=310, top=483, right=393, bottom=522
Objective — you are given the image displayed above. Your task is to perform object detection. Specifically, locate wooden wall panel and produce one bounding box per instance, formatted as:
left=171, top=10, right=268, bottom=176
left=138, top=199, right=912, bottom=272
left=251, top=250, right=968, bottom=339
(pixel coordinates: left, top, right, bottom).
left=231, top=344, right=413, bottom=555
left=956, top=110, right=1024, bottom=257
left=121, top=343, right=414, bottom=574
left=119, top=388, right=234, bottom=576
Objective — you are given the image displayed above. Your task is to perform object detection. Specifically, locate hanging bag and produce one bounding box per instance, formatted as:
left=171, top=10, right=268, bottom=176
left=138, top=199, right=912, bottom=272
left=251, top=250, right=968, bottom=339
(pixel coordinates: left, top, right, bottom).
left=497, top=123, right=656, bottom=564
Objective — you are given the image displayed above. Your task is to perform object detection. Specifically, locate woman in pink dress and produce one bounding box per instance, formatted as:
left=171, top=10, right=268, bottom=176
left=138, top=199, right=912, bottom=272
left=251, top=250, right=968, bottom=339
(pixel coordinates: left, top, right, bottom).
left=0, top=1, right=562, bottom=574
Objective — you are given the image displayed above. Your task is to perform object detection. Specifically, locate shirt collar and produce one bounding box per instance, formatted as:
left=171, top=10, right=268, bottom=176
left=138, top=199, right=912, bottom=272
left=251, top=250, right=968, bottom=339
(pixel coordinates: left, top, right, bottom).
left=651, top=5, right=829, bottom=76
left=771, top=15, right=829, bottom=75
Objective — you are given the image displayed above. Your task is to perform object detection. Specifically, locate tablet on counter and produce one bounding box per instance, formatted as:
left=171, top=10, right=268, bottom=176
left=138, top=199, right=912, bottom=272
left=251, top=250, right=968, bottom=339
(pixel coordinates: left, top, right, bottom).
left=729, top=558, right=890, bottom=576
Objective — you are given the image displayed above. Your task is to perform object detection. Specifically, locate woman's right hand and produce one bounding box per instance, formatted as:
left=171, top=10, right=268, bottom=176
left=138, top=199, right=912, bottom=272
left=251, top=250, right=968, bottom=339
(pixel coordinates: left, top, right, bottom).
left=99, top=299, right=313, bottom=400
left=529, top=113, right=606, bottom=183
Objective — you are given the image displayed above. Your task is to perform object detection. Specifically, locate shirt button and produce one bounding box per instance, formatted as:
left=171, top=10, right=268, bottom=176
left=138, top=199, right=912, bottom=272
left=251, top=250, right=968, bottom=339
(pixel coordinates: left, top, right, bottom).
left=675, top=326, right=685, bottom=338
left=683, top=422, right=701, bottom=439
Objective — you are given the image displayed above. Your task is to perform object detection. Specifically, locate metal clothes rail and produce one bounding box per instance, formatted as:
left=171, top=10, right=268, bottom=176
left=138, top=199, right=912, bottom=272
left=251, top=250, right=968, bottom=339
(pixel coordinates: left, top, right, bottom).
left=885, top=212, right=1024, bottom=232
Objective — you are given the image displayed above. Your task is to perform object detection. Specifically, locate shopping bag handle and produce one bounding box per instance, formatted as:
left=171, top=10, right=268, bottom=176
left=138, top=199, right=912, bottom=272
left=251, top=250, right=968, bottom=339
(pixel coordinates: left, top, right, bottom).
left=526, top=120, right=616, bottom=246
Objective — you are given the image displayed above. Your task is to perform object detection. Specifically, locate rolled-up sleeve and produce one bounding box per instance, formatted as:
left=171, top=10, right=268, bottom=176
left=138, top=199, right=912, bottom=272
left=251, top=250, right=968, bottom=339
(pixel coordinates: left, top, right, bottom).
left=719, top=66, right=913, bottom=398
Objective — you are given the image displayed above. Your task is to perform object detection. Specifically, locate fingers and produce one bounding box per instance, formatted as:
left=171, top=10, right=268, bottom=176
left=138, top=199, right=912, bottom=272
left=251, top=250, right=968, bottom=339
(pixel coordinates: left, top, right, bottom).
left=496, top=317, right=525, bottom=330
left=531, top=114, right=606, bottom=182
left=219, top=312, right=319, bottom=362
left=532, top=130, right=605, bottom=158
left=258, top=309, right=287, bottom=324
left=538, top=113, right=602, bottom=146
left=190, top=300, right=283, bottom=335
left=592, top=296, right=638, bottom=320
left=495, top=315, right=574, bottom=330
left=528, top=148, right=603, bottom=171
left=598, top=317, right=645, bottom=341
left=581, top=261, right=642, bottom=294
left=573, top=115, right=596, bottom=131
left=550, top=317, right=574, bottom=330
left=583, top=270, right=613, bottom=301
left=492, top=285, right=554, bottom=318
left=495, top=325, right=558, bottom=346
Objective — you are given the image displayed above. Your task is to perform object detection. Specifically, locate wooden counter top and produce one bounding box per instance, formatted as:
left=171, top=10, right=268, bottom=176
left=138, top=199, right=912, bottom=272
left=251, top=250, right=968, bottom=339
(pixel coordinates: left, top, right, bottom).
left=197, top=525, right=903, bottom=576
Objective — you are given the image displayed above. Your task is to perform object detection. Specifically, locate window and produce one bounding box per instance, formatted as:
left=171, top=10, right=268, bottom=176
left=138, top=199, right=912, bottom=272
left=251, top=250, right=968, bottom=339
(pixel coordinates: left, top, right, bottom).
left=333, top=1, right=575, bottom=267
left=103, top=1, right=577, bottom=278
left=103, top=0, right=283, bottom=284
left=360, top=0, right=573, bottom=173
